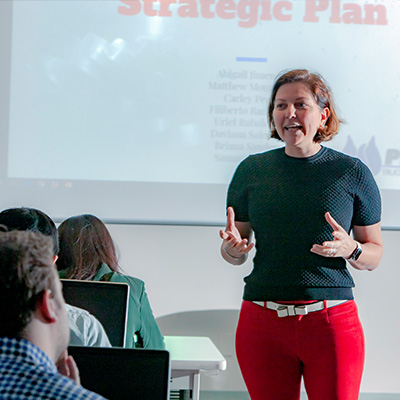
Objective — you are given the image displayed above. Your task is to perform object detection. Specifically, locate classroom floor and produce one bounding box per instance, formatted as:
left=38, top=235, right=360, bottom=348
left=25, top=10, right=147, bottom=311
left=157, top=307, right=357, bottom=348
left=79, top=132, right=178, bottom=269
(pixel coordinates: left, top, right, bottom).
left=199, top=391, right=400, bottom=400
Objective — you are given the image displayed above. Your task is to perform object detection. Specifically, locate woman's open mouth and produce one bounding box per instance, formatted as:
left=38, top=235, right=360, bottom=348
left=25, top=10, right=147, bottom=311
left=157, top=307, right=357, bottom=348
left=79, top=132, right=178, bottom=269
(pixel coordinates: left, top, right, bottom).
left=284, top=124, right=303, bottom=132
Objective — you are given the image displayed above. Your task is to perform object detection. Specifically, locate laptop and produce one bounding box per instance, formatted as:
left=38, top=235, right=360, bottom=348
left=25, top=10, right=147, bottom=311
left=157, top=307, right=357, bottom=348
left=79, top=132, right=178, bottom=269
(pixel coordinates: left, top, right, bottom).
left=68, top=346, right=170, bottom=400
left=61, top=279, right=129, bottom=347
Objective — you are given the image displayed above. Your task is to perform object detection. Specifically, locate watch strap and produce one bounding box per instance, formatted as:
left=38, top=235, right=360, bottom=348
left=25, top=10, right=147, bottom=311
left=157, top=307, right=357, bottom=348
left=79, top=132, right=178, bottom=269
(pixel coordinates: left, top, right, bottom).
left=348, top=241, right=362, bottom=261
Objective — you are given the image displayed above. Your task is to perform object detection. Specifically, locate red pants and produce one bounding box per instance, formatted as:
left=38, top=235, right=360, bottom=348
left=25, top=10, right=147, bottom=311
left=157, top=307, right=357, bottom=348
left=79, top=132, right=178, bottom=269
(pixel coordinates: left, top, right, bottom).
left=236, top=300, right=365, bottom=400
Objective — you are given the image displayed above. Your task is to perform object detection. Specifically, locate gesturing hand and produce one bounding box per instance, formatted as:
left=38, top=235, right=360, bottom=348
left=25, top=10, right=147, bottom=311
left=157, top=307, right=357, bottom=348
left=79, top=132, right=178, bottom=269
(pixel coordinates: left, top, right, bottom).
left=220, top=207, right=254, bottom=260
left=310, top=212, right=356, bottom=259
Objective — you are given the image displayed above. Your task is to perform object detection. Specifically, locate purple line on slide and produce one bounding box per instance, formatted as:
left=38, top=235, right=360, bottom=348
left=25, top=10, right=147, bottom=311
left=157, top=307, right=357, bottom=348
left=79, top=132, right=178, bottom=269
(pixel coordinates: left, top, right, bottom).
left=236, top=57, right=267, bottom=62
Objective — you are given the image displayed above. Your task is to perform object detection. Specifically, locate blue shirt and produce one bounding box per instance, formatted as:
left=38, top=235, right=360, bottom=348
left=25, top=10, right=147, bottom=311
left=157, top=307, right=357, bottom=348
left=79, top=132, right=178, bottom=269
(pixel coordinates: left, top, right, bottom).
left=0, top=337, right=106, bottom=400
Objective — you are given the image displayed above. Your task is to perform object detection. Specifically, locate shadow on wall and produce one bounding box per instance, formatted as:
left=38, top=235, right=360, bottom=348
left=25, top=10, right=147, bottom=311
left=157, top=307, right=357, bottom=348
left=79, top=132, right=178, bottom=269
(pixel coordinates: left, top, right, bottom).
left=156, top=309, right=246, bottom=392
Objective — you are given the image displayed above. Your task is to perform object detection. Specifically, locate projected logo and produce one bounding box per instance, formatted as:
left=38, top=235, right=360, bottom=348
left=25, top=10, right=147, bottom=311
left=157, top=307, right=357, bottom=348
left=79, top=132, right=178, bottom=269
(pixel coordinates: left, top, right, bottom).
left=343, top=136, right=400, bottom=178
left=343, top=136, right=382, bottom=175
left=382, top=149, right=400, bottom=177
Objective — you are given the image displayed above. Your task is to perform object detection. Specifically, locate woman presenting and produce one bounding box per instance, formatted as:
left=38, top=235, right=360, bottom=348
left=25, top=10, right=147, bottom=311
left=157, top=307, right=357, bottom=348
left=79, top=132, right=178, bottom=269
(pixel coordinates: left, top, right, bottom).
left=220, top=69, right=383, bottom=400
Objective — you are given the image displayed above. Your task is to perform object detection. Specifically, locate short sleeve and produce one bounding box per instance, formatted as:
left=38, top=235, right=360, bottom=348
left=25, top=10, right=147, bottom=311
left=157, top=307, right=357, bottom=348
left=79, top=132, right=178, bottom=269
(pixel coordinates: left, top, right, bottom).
left=352, top=159, right=381, bottom=226
left=227, top=157, right=250, bottom=222
left=87, top=315, right=112, bottom=348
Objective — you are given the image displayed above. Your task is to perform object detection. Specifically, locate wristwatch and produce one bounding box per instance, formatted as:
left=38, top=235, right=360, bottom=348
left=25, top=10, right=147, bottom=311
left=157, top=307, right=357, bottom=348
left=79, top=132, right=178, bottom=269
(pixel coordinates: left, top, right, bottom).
left=348, top=241, right=362, bottom=261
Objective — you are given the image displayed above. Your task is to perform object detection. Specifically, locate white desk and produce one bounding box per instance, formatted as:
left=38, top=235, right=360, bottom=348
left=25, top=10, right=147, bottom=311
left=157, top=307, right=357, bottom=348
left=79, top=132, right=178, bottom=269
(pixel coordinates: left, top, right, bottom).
left=165, top=336, right=227, bottom=400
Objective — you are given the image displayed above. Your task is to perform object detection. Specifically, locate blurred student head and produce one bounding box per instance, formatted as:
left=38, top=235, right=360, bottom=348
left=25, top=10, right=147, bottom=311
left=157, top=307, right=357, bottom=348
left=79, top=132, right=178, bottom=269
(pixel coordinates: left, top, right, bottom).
left=0, top=230, right=69, bottom=360
left=57, top=214, right=119, bottom=280
left=0, top=207, right=59, bottom=256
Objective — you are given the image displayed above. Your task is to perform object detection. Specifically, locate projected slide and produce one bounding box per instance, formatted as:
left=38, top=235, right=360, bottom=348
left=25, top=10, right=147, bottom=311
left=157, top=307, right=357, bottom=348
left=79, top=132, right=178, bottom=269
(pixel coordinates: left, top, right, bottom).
left=1, top=0, right=400, bottom=225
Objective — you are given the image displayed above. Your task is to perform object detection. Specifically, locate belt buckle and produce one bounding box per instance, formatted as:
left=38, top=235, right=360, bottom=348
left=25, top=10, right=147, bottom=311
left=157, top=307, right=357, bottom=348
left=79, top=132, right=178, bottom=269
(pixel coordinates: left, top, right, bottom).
left=277, top=304, right=309, bottom=317
left=295, top=305, right=308, bottom=316
left=277, top=306, right=289, bottom=317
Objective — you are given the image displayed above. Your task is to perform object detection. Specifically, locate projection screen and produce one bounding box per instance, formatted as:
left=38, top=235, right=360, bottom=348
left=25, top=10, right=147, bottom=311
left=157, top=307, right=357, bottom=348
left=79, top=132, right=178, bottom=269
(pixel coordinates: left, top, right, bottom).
left=0, top=0, right=399, bottom=227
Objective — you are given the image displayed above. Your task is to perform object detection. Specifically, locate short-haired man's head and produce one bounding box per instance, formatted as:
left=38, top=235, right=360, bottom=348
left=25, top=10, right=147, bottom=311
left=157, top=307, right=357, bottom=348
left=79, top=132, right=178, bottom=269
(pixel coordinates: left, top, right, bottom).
left=268, top=69, right=341, bottom=143
left=0, top=230, right=56, bottom=338
left=0, top=208, right=59, bottom=256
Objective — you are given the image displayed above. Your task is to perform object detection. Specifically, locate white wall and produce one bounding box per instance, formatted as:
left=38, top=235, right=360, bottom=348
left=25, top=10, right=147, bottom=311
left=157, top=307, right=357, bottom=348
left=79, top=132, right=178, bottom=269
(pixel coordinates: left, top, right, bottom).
left=107, top=224, right=400, bottom=394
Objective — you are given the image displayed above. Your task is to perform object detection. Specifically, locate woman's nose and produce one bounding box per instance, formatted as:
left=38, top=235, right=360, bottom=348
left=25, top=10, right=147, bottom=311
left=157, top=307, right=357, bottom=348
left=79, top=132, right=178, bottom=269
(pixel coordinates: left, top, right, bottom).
left=285, top=104, right=296, bottom=118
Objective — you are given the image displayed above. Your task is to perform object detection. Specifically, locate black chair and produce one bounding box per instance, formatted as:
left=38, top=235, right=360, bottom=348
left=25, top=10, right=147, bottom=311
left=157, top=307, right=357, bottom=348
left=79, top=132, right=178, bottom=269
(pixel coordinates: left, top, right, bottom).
left=68, top=346, right=170, bottom=400
left=61, top=279, right=129, bottom=347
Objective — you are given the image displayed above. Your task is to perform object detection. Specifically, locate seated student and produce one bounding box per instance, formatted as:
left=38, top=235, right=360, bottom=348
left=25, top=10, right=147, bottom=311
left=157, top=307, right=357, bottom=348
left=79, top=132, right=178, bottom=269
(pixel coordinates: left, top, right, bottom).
left=57, top=214, right=165, bottom=350
left=0, top=208, right=111, bottom=348
left=67, top=304, right=111, bottom=347
left=0, top=230, right=106, bottom=400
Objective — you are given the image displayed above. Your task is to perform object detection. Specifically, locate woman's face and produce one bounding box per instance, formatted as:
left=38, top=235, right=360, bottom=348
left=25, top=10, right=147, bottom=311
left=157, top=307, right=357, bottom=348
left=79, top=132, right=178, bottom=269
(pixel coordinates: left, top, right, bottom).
left=272, top=82, right=329, bottom=157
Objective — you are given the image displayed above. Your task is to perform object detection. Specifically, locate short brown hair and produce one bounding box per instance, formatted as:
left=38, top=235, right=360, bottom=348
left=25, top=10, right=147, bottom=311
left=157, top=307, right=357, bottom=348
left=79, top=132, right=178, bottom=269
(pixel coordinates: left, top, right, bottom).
left=0, top=230, right=55, bottom=337
left=268, top=69, right=342, bottom=143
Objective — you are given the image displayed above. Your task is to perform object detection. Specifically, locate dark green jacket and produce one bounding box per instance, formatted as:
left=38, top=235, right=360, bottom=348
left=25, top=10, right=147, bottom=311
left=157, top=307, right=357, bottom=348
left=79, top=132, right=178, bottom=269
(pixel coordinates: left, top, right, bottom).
left=93, top=264, right=165, bottom=350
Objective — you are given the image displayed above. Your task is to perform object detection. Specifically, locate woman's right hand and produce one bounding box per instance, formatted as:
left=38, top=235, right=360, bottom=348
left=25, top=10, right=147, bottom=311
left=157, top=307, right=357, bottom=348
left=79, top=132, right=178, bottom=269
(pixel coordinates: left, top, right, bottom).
left=220, top=207, right=254, bottom=263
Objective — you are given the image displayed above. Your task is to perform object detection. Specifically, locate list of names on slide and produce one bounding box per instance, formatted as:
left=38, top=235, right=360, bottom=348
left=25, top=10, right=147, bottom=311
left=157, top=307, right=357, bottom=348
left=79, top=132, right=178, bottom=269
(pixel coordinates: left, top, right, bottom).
left=208, top=68, right=277, bottom=163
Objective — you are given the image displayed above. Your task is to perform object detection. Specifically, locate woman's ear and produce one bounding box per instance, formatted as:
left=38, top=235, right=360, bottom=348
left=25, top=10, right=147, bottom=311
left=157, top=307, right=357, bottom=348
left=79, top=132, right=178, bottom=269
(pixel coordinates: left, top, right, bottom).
left=320, top=107, right=330, bottom=126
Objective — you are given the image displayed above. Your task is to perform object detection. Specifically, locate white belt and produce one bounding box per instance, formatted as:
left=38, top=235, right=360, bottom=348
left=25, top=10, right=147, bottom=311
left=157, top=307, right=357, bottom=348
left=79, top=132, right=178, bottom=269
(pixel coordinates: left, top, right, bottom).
left=251, top=300, right=348, bottom=317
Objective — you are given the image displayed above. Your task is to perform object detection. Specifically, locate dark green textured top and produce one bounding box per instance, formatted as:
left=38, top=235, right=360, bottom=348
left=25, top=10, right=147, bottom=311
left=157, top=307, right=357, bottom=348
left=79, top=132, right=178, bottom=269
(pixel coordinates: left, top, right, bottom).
left=227, top=146, right=381, bottom=301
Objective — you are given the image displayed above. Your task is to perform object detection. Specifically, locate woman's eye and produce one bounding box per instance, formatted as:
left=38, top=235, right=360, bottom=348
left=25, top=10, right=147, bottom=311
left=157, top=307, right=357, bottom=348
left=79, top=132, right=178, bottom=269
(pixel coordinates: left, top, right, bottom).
left=275, top=104, right=285, bottom=109
left=296, top=102, right=307, bottom=108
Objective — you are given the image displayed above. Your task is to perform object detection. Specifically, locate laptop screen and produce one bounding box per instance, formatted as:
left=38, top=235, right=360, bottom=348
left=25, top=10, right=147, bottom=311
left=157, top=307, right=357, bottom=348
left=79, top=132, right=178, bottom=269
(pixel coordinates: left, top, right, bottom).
left=61, top=279, right=129, bottom=347
left=68, top=346, right=170, bottom=400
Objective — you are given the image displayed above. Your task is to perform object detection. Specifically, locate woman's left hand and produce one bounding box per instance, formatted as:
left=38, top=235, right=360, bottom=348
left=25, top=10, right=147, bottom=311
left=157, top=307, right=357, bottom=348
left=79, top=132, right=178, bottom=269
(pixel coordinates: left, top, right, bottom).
left=310, top=212, right=356, bottom=259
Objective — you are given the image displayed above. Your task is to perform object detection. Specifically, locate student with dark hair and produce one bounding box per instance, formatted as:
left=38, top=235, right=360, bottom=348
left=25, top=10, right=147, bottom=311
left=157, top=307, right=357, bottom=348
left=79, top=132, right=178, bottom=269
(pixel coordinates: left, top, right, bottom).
left=0, top=230, right=106, bottom=400
left=57, top=214, right=165, bottom=350
left=0, top=207, right=111, bottom=348
left=220, top=69, right=383, bottom=400
left=0, top=207, right=59, bottom=255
